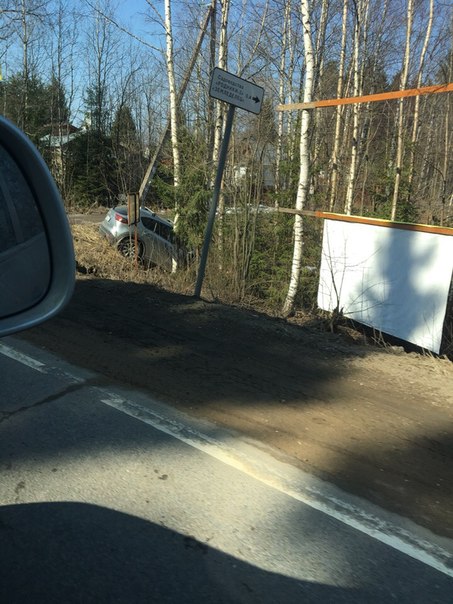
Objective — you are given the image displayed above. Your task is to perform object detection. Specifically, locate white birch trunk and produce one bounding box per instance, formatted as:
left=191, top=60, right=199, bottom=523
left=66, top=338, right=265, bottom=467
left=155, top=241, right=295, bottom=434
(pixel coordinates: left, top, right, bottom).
left=390, top=0, right=413, bottom=221
left=408, top=0, right=433, bottom=199
left=20, top=0, right=29, bottom=132
left=329, top=0, right=348, bottom=211
left=207, top=0, right=217, bottom=163
left=344, top=0, right=368, bottom=215
left=343, top=10, right=360, bottom=214
left=164, top=0, right=181, bottom=272
left=275, top=0, right=291, bottom=199
left=312, top=0, right=329, bottom=170
left=213, top=0, right=230, bottom=264
left=282, top=0, right=314, bottom=317
left=164, top=0, right=181, bottom=194
left=442, top=45, right=452, bottom=222
left=212, top=0, right=230, bottom=174
left=287, top=16, right=296, bottom=164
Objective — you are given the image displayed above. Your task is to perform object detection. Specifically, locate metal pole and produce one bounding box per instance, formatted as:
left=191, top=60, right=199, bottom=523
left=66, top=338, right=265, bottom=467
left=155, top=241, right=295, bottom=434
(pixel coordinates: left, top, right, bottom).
left=194, top=104, right=235, bottom=297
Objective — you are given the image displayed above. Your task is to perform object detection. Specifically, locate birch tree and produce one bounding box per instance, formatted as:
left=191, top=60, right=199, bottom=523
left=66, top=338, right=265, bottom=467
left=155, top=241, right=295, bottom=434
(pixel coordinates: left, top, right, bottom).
left=344, top=0, right=369, bottom=215
left=275, top=0, right=291, bottom=198
left=212, top=0, right=230, bottom=263
left=211, top=0, right=230, bottom=175
left=390, top=0, right=413, bottom=221
left=442, top=44, right=452, bottom=224
left=45, top=0, right=79, bottom=195
left=84, top=1, right=119, bottom=135
left=20, top=0, right=30, bottom=131
left=8, top=0, right=49, bottom=134
left=207, top=0, right=217, bottom=163
left=407, top=0, right=433, bottom=204
left=328, top=0, right=348, bottom=211
left=164, top=0, right=181, bottom=195
left=282, top=0, right=314, bottom=317
left=311, top=0, right=329, bottom=170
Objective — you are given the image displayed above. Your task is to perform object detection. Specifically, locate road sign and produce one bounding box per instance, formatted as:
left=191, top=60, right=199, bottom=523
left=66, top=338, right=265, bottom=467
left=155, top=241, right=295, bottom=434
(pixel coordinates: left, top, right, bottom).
left=209, top=68, right=264, bottom=115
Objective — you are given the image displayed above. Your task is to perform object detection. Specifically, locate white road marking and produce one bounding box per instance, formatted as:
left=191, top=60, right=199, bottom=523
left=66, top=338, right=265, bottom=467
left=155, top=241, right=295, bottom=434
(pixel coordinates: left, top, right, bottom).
left=0, top=343, right=47, bottom=372
left=2, top=341, right=453, bottom=579
left=100, top=393, right=453, bottom=579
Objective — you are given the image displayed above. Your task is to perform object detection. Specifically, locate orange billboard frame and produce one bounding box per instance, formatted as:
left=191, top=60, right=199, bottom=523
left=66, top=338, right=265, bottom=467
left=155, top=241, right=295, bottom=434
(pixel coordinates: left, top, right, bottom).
left=277, top=82, right=453, bottom=111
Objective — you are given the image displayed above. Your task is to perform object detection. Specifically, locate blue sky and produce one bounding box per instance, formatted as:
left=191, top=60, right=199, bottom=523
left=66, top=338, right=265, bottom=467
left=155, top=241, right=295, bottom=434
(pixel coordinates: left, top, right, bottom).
left=115, top=0, right=151, bottom=35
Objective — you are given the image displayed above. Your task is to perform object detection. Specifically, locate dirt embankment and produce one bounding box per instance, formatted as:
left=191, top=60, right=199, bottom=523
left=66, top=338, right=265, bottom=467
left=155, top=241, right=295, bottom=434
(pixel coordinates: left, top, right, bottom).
left=20, top=222, right=453, bottom=539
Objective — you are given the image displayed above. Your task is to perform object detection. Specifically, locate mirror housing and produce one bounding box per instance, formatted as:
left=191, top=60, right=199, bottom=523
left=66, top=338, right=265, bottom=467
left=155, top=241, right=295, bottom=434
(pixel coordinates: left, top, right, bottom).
left=0, top=116, right=75, bottom=337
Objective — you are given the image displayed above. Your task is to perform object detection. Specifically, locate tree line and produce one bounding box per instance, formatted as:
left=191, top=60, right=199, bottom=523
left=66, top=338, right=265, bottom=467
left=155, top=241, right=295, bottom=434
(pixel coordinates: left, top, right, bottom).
left=1, top=0, right=452, bottom=313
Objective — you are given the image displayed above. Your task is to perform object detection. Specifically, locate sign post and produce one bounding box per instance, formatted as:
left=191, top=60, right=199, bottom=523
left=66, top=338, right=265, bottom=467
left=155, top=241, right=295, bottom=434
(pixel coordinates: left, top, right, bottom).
left=127, top=192, right=139, bottom=268
left=127, top=192, right=139, bottom=226
left=194, top=69, right=264, bottom=297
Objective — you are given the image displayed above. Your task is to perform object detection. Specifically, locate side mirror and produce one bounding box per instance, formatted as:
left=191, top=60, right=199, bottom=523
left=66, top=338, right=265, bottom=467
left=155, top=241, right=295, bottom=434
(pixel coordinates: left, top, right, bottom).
left=0, top=116, right=75, bottom=337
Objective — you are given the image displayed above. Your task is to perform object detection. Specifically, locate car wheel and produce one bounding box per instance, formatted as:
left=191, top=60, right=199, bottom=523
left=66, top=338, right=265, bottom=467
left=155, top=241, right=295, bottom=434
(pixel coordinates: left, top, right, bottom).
left=118, top=237, right=144, bottom=261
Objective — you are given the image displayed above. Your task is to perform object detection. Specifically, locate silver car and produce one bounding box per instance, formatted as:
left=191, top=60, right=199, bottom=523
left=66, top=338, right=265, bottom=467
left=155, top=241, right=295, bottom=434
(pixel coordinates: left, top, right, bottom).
left=99, top=206, right=183, bottom=271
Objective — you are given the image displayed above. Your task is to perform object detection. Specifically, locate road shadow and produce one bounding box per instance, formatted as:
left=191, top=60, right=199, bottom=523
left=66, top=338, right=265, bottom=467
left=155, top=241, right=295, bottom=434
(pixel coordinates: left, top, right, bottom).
left=1, top=501, right=368, bottom=603
left=21, top=277, right=369, bottom=409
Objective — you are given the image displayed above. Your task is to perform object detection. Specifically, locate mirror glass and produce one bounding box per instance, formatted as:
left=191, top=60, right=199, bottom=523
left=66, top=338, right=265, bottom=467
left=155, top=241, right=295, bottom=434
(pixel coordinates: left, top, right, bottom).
left=0, top=143, right=51, bottom=317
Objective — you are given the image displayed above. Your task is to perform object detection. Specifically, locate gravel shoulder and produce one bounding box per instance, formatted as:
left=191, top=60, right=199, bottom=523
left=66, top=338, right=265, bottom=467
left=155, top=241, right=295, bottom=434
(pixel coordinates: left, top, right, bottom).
left=21, top=274, right=453, bottom=539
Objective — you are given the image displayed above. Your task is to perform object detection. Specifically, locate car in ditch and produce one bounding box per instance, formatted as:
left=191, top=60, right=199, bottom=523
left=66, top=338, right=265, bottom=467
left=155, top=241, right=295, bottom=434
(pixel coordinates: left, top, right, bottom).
left=99, top=205, right=188, bottom=271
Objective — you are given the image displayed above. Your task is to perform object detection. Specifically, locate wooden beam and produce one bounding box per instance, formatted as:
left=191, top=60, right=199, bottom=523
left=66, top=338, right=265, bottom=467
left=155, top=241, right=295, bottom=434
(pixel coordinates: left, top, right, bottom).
left=277, top=82, right=453, bottom=112
left=276, top=208, right=453, bottom=236
left=276, top=208, right=318, bottom=217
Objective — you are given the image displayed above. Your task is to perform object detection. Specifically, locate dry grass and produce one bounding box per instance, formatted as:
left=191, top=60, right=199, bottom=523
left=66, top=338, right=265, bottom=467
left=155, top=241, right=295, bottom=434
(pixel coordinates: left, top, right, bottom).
left=71, top=224, right=139, bottom=280
left=71, top=223, right=197, bottom=295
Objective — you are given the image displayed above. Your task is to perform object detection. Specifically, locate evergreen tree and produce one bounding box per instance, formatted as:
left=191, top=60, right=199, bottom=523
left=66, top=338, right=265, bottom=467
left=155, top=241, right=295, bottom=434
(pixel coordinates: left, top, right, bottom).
left=65, top=131, right=118, bottom=207
left=48, top=75, right=69, bottom=126
left=111, top=105, right=138, bottom=149
left=2, top=73, right=52, bottom=140
left=111, top=105, right=143, bottom=196
left=62, top=83, right=119, bottom=207
left=84, top=83, right=109, bottom=135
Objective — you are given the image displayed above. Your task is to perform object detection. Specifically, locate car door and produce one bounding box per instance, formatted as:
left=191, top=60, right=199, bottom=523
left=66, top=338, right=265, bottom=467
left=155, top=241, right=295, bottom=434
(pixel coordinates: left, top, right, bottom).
left=140, top=216, right=174, bottom=271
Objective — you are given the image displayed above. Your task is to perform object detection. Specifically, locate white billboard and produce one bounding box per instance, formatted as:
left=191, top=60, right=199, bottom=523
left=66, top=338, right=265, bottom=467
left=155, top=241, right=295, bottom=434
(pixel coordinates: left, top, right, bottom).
left=317, top=218, right=453, bottom=353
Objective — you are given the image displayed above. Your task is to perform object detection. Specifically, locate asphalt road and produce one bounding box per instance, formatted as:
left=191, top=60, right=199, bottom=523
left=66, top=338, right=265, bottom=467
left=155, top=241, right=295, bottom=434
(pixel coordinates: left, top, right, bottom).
left=1, top=337, right=452, bottom=603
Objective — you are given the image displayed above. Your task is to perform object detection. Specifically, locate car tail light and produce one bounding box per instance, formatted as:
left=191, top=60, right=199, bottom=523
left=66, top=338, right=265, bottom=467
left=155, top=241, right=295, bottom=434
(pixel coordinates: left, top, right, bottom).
left=114, top=212, right=128, bottom=224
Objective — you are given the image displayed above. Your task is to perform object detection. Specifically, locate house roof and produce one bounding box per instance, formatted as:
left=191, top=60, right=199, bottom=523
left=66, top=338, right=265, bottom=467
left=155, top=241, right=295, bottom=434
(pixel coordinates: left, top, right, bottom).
left=40, top=123, right=81, bottom=147
left=40, top=132, right=80, bottom=148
